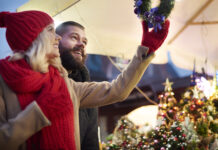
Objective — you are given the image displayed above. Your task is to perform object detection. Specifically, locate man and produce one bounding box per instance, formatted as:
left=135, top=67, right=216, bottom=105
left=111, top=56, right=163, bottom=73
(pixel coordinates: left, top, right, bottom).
left=55, top=19, right=169, bottom=149
left=56, top=21, right=99, bottom=150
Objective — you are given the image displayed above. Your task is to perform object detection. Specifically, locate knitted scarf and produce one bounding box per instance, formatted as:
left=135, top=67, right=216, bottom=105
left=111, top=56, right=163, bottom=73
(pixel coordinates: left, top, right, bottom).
left=0, top=58, right=76, bottom=150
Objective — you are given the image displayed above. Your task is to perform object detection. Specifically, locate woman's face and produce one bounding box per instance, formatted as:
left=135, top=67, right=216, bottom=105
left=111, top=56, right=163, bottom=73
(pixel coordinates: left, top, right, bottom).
left=46, top=23, right=61, bottom=59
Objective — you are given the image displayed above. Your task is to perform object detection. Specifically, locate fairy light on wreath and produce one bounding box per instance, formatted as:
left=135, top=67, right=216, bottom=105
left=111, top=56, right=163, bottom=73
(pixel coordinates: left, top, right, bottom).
left=134, top=0, right=175, bottom=32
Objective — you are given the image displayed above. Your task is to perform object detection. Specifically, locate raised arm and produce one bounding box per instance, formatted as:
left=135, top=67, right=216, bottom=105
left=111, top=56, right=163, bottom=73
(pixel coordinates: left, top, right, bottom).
left=71, top=46, right=155, bottom=108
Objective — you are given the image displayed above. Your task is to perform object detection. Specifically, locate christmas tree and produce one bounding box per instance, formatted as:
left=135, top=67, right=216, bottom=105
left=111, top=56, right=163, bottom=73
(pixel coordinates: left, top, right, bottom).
left=102, top=75, right=218, bottom=150
left=158, top=78, right=178, bottom=125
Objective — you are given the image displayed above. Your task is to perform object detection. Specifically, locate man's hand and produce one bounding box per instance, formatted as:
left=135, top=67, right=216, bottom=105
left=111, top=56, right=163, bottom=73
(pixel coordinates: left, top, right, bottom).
left=141, top=20, right=170, bottom=54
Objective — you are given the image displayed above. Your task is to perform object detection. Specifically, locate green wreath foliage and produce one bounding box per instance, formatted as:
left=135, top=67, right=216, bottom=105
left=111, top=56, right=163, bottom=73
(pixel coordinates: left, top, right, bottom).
left=134, top=0, right=175, bottom=31
left=134, top=0, right=175, bottom=19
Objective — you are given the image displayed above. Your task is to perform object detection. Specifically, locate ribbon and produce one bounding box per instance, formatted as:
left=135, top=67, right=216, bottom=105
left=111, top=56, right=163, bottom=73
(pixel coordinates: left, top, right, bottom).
left=144, top=7, right=165, bottom=32
left=134, top=0, right=165, bottom=32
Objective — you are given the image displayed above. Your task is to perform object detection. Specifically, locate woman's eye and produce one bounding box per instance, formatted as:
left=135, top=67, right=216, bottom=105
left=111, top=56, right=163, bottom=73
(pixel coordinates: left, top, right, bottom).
left=48, top=27, right=54, bottom=32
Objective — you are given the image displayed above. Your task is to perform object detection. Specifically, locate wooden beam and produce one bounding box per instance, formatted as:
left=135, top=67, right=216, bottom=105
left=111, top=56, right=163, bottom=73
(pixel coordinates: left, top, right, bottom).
left=190, top=21, right=218, bottom=25
left=168, top=0, right=214, bottom=44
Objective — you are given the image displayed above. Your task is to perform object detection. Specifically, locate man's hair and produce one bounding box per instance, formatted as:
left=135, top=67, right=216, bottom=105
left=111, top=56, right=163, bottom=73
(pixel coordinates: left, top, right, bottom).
left=10, top=26, right=62, bottom=73
left=56, top=21, right=85, bottom=36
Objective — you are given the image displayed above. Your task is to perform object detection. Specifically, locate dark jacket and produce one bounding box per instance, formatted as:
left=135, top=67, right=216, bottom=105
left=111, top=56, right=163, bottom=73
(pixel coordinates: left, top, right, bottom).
left=68, top=65, right=99, bottom=150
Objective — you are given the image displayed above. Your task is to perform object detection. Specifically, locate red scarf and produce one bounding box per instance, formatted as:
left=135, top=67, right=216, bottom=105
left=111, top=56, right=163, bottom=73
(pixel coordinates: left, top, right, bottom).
left=0, top=58, right=76, bottom=150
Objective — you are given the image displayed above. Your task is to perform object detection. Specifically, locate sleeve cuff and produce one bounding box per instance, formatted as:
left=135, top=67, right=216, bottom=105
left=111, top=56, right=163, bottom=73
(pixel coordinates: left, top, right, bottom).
left=136, top=46, right=149, bottom=61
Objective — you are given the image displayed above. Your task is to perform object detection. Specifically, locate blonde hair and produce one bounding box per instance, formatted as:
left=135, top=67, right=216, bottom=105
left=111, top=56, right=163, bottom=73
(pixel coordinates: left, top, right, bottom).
left=9, top=26, right=65, bottom=74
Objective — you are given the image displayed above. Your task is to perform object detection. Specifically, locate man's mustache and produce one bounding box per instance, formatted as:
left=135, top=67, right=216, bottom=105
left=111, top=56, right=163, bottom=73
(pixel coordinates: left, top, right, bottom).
left=69, top=46, right=84, bottom=57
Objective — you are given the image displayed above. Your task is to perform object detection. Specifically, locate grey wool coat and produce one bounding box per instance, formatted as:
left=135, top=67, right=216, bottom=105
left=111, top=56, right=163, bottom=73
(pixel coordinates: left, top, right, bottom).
left=0, top=46, right=154, bottom=150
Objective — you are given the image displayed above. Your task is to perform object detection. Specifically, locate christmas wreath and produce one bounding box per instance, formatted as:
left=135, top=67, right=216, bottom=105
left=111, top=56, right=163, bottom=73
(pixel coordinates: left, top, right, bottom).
left=134, top=0, right=175, bottom=32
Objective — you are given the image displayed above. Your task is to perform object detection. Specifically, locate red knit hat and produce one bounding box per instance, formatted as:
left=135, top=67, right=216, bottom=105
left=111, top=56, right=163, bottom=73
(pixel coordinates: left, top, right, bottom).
left=0, top=10, right=53, bottom=52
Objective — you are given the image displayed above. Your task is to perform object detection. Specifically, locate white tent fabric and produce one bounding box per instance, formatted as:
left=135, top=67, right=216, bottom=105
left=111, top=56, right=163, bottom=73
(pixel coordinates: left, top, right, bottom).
left=127, top=105, right=158, bottom=128
left=17, top=0, right=218, bottom=75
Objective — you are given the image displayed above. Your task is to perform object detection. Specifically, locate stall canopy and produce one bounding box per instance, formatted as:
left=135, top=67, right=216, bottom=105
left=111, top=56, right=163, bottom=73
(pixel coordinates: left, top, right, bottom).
left=17, top=0, right=218, bottom=75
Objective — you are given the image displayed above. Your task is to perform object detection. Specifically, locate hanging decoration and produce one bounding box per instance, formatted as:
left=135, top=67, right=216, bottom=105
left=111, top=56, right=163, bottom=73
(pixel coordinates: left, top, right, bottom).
left=134, top=0, right=175, bottom=32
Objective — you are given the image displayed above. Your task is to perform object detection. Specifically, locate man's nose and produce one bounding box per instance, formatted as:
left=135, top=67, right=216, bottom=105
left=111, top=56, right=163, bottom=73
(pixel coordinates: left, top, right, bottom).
left=77, top=40, right=85, bottom=49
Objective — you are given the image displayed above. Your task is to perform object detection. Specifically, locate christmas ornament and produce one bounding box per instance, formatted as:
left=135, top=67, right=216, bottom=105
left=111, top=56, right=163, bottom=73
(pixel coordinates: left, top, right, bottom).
left=163, top=78, right=173, bottom=92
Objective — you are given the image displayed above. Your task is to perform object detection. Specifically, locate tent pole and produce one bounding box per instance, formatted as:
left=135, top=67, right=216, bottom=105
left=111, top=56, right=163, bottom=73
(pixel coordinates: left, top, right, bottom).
left=168, top=0, right=214, bottom=45
left=190, top=21, right=218, bottom=25
left=52, top=0, right=80, bottom=17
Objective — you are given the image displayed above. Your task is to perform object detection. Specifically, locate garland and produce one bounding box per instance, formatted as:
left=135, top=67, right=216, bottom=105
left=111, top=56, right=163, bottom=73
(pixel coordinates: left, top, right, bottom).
left=134, top=0, right=175, bottom=32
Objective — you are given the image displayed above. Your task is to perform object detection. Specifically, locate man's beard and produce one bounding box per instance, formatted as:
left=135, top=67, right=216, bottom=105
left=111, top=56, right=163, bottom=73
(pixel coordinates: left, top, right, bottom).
left=59, top=46, right=87, bottom=71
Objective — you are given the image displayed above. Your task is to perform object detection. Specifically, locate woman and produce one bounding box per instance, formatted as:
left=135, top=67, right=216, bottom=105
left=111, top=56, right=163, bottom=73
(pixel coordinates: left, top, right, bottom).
left=0, top=10, right=169, bottom=150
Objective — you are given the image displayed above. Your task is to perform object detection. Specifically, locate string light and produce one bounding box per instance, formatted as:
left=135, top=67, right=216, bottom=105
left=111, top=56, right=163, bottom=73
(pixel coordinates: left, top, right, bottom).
left=196, top=76, right=214, bottom=98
